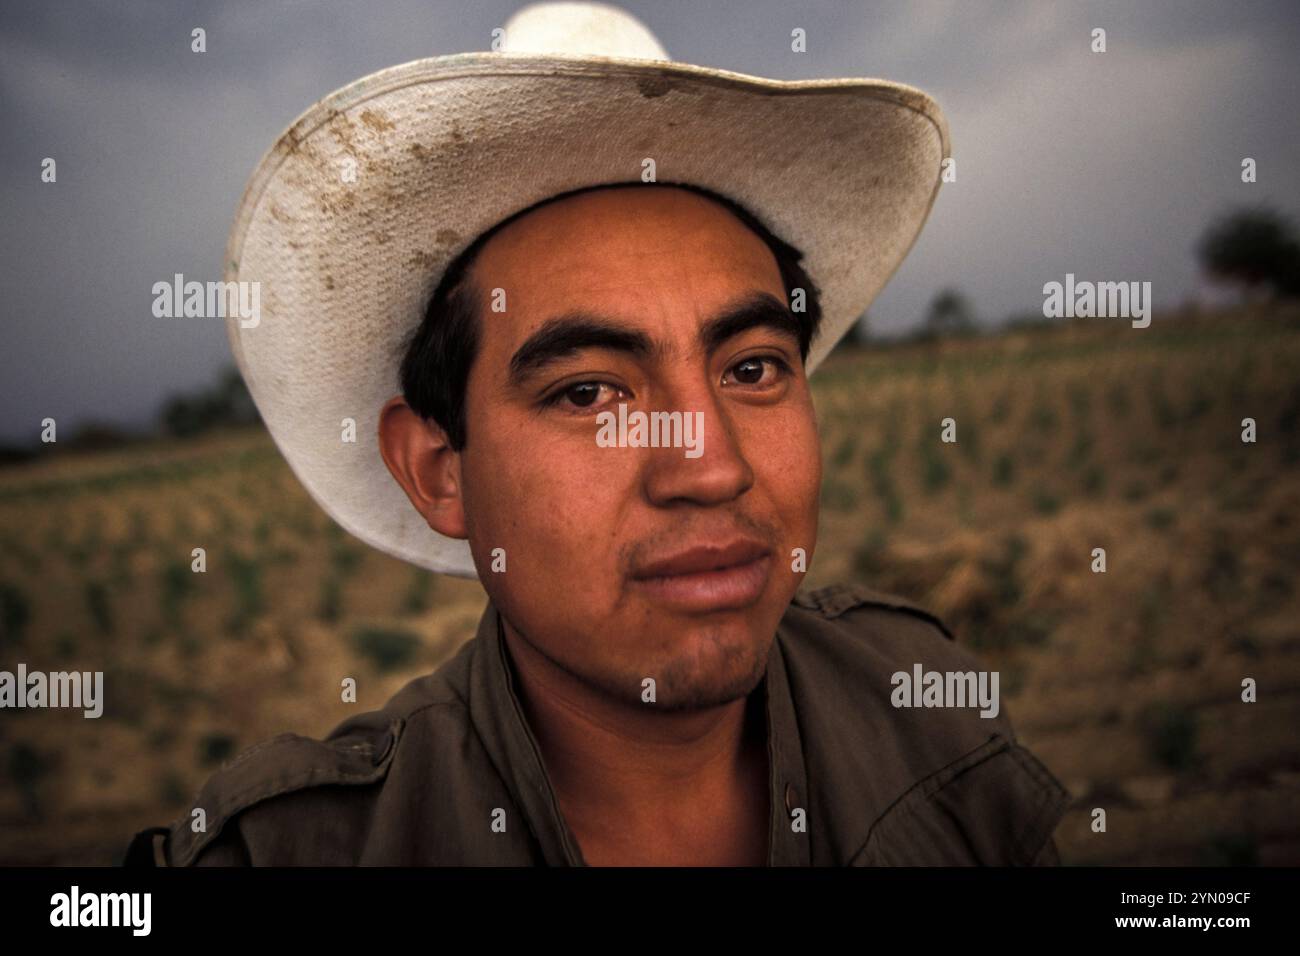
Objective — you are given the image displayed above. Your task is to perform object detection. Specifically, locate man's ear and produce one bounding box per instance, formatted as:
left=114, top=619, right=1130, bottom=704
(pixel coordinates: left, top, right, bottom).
left=377, top=396, right=468, bottom=540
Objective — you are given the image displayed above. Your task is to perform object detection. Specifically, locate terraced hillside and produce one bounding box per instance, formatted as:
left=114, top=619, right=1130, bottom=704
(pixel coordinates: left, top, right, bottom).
left=1, top=304, right=1296, bottom=864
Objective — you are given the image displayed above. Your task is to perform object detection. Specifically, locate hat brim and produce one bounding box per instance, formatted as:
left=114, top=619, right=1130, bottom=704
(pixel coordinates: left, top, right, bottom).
left=223, top=52, right=949, bottom=579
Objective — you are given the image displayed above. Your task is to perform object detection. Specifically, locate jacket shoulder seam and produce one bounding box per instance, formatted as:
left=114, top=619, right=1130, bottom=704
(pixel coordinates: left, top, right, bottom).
left=793, top=582, right=955, bottom=640
left=170, top=713, right=406, bottom=866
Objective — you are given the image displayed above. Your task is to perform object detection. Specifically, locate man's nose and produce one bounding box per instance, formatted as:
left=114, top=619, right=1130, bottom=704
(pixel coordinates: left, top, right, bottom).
left=639, top=383, right=754, bottom=507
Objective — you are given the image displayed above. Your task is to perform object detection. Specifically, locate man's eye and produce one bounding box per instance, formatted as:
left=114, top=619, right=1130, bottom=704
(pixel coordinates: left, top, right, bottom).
left=723, top=356, right=790, bottom=387
left=541, top=381, right=628, bottom=411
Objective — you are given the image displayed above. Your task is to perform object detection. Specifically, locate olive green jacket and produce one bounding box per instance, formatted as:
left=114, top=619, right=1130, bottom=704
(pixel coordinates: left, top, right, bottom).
left=125, top=583, right=1072, bottom=866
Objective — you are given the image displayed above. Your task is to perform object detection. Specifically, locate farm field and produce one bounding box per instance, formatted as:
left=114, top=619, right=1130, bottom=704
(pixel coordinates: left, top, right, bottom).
left=1, top=304, right=1297, bottom=865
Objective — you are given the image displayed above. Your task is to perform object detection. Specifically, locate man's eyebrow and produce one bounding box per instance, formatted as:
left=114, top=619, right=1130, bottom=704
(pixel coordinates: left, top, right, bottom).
left=507, top=316, right=659, bottom=387
left=506, top=291, right=800, bottom=388
left=697, top=291, right=801, bottom=356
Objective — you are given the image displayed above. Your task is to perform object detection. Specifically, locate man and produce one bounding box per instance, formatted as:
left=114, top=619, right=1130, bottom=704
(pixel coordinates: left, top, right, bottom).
left=126, top=2, right=1071, bottom=866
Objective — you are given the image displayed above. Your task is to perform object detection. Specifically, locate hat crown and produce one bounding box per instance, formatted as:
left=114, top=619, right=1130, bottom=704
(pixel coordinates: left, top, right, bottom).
left=500, top=1, right=669, bottom=60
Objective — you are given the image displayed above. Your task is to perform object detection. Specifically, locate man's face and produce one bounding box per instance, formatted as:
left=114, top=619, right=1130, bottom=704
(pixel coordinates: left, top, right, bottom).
left=458, top=185, right=821, bottom=710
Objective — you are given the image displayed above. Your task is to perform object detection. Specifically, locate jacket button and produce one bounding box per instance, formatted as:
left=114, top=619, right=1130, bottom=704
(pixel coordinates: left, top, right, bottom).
left=784, top=782, right=797, bottom=813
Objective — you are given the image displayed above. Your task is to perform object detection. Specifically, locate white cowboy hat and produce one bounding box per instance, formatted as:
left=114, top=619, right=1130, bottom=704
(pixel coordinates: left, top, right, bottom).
left=223, top=1, right=949, bottom=580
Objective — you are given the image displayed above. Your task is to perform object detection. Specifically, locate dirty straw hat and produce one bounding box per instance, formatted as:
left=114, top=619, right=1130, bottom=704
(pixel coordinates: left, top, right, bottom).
left=223, top=0, right=950, bottom=579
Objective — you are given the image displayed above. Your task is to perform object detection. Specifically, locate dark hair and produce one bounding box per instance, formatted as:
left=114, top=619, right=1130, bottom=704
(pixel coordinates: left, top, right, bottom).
left=398, top=181, right=823, bottom=451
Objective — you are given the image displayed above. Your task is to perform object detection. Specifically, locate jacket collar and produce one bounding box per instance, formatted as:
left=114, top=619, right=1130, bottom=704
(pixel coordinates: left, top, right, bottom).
left=466, top=598, right=811, bottom=866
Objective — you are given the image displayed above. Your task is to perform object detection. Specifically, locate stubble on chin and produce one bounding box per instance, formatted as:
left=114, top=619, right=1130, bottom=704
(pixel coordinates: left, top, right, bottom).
left=631, top=625, right=771, bottom=712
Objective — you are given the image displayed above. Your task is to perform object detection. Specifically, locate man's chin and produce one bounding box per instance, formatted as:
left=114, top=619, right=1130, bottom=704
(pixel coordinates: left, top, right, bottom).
left=638, top=631, right=772, bottom=712
left=650, top=676, right=766, bottom=712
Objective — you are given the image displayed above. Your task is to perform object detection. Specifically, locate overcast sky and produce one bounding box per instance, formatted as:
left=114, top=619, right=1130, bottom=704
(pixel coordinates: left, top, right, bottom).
left=2, top=0, right=1298, bottom=443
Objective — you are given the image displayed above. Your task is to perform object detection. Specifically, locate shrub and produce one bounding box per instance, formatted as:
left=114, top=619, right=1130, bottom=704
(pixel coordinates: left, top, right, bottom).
left=1139, top=703, right=1200, bottom=772
left=0, top=581, right=31, bottom=645
left=351, top=626, right=421, bottom=673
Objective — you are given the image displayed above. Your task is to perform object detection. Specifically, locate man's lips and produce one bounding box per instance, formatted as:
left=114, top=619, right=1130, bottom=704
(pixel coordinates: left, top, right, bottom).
left=632, top=539, right=772, bottom=579
left=629, top=539, right=773, bottom=612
